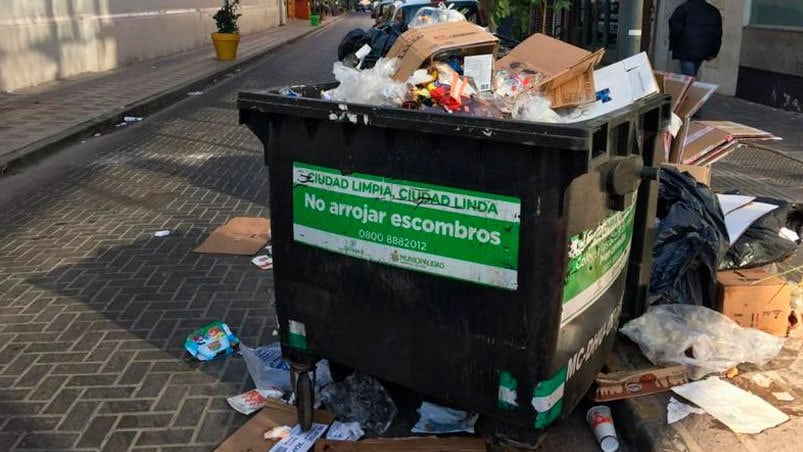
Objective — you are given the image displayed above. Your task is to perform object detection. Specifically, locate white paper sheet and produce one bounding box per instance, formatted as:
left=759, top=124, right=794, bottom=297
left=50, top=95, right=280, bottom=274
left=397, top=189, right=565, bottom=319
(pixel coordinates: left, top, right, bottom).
left=667, top=397, right=705, bottom=424
left=671, top=377, right=788, bottom=434
left=723, top=202, right=779, bottom=245
left=463, top=54, right=494, bottom=92
left=716, top=194, right=755, bottom=215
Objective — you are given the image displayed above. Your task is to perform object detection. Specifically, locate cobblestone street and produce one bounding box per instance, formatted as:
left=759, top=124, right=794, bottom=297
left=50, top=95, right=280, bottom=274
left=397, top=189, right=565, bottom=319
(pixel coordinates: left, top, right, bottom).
left=0, top=15, right=368, bottom=451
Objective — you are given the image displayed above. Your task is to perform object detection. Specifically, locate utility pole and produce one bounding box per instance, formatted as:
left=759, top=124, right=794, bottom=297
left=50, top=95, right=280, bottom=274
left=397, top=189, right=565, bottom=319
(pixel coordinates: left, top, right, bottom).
left=618, top=0, right=645, bottom=59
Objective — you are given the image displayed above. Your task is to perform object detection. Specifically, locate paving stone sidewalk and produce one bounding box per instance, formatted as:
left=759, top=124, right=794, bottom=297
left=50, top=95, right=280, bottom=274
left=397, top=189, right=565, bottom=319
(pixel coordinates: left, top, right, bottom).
left=0, top=13, right=364, bottom=452
left=0, top=17, right=343, bottom=169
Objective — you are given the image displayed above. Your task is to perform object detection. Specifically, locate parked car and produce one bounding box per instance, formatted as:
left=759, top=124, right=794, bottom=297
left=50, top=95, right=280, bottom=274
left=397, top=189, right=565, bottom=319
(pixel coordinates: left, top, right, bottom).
left=373, top=0, right=395, bottom=26
left=384, top=0, right=487, bottom=27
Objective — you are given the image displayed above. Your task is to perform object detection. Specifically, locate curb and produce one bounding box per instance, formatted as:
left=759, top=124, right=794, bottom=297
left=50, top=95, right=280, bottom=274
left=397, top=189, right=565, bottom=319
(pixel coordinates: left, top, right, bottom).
left=1, top=15, right=347, bottom=174
left=605, top=338, right=690, bottom=452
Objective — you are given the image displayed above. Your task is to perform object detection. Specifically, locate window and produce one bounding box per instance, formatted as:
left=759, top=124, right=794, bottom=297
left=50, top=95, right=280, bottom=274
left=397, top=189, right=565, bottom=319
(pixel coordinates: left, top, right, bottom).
left=748, top=0, right=803, bottom=28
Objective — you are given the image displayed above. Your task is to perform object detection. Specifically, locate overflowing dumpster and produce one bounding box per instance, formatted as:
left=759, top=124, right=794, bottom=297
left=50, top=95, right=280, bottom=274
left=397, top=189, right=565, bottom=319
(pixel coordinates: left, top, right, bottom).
left=238, top=83, right=669, bottom=432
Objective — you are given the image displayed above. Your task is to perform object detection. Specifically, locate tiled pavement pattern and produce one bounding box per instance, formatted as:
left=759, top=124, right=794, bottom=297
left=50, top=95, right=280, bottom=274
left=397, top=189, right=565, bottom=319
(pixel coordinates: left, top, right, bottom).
left=0, top=14, right=371, bottom=451
left=0, top=11, right=801, bottom=450
left=0, top=18, right=334, bottom=166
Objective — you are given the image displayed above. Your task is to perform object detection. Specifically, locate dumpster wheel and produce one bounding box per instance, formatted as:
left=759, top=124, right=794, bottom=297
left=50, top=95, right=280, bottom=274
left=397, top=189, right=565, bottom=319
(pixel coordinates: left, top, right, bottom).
left=296, top=371, right=314, bottom=431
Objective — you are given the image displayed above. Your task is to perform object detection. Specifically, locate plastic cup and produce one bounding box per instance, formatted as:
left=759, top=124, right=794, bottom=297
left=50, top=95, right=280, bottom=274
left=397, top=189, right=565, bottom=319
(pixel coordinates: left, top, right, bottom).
left=587, top=405, right=619, bottom=452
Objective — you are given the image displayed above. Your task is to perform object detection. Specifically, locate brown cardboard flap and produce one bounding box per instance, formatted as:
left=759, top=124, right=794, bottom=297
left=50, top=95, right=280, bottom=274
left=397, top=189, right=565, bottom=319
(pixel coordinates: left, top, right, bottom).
left=215, top=399, right=335, bottom=452
left=386, top=21, right=499, bottom=82
left=697, top=121, right=778, bottom=140
left=654, top=71, right=694, bottom=113
left=718, top=268, right=782, bottom=287
left=676, top=81, right=718, bottom=118
left=314, top=437, right=487, bottom=451
left=496, top=33, right=604, bottom=107
left=193, top=217, right=271, bottom=255
left=662, top=163, right=711, bottom=185
left=680, top=122, right=732, bottom=164
left=592, top=365, right=688, bottom=402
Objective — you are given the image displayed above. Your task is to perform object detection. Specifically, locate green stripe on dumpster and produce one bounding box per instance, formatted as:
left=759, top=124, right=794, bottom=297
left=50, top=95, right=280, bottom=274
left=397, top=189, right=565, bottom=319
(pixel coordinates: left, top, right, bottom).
left=292, top=162, right=521, bottom=290
left=561, top=202, right=635, bottom=325
left=498, top=370, right=518, bottom=410
left=288, top=320, right=307, bottom=350
left=532, top=366, right=567, bottom=429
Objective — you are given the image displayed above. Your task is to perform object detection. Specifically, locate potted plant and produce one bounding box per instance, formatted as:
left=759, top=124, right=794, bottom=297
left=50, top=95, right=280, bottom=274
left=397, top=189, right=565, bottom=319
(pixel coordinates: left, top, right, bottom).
left=212, top=0, right=242, bottom=61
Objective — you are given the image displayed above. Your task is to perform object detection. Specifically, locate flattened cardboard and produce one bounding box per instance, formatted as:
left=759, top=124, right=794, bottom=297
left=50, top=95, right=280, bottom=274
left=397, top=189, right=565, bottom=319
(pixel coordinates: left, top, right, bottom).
left=193, top=217, right=271, bottom=255
left=655, top=71, right=694, bottom=113
left=215, top=398, right=335, bottom=452
left=314, top=437, right=487, bottom=451
left=662, top=163, right=711, bottom=185
left=717, top=269, right=792, bottom=337
left=386, top=21, right=498, bottom=82
left=495, top=33, right=604, bottom=108
left=693, top=141, right=741, bottom=166
left=592, top=365, right=688, bottom=402
left=697, top=121, right=778, bottom=140
left=676, top=81, right=718, bottom=119
left=564, top=52, right=659, bottom=122
left=680, top=122, right=732, bottom=164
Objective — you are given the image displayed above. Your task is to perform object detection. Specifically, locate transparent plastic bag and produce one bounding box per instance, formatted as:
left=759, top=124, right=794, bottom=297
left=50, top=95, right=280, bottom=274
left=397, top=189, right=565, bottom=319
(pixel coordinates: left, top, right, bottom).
left=322, top=58, right=408, bottom=107
left=512, top=92, right=562, bottom=123
left=620, top=305, right=785, bottom=380
left=409, top=4, right=466, bottom=28
left=492, top=69, right=544, bottom=113
left=320, top=372, right=397, bottom=436
left=240, top=342, right=333, bottom=396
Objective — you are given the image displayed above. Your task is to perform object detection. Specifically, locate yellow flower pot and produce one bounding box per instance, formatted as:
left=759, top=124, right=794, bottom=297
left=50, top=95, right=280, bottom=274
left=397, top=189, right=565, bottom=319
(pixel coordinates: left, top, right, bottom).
left=211, top=32, right=240, bottom=61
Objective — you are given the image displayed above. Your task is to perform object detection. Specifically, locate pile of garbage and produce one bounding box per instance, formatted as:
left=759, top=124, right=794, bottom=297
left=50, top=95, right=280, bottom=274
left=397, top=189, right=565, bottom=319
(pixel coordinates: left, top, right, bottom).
left=321, top=17, right=665, bottom=124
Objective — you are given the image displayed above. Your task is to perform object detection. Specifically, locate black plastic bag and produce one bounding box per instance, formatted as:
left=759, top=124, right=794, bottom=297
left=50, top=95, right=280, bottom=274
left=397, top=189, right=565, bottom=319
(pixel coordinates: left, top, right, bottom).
left=338, top=28, right=371, bottom=62
left=720, top=197, right=802, bottom=270
left=362, top=22, right=407, bottom=69
left=649, top=168, right=730, bottom=307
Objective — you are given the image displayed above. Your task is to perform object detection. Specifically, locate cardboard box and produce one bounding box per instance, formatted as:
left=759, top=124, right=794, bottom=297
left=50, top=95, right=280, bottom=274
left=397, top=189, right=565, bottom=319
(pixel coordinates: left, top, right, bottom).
left=592, top=365, right=688, bottom=402
left=717, top=269, right=792, bottom=337
left=386, top=21, right=498, bottom=82
left=495, top=33, right=604, bottom=108
left=662, top=163, right=711, bottom=185
left=564, top=52, right=659, bottom=122
left=215, top=398, right=335, bottom=452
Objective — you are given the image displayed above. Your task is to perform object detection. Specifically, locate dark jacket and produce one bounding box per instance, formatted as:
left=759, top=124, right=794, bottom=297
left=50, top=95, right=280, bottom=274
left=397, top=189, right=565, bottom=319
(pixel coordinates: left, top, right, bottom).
left=669, top=0, right=723, bottom=62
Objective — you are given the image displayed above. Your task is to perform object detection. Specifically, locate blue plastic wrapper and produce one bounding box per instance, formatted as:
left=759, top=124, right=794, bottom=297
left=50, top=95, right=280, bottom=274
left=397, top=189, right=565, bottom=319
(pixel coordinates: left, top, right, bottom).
left=184, top=320, right=240, bottom=361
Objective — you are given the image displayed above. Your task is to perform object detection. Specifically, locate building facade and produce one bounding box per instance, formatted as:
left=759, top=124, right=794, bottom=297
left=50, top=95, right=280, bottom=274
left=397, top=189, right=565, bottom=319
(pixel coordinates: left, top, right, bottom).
left=0, top=0, right=283, bottom=92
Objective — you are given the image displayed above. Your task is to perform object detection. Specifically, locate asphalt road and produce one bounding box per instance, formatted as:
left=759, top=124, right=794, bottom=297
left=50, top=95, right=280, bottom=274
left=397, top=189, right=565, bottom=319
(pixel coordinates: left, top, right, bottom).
left=0, top=12, right=608, bottom=450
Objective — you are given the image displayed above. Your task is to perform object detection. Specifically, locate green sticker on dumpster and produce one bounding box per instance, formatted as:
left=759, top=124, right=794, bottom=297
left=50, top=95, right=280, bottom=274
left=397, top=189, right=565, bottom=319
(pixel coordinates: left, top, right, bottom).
left=561, top=203, right=635, bottom=326
left=292, top=162, right=520, bottom=290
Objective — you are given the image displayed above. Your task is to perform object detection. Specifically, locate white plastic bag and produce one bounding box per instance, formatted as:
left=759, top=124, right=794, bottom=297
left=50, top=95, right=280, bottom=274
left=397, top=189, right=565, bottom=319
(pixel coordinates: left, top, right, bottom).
left=409, top=4, right=466, bottom=28
left=322, top=58, right=408, bottom=107
left=620, top=305, right=784, bottom=380
left=512, top=92, right=562, bottom=123
left=240, top=342, right=333, bottom=396
left=411, top=401, right=478, bottom=434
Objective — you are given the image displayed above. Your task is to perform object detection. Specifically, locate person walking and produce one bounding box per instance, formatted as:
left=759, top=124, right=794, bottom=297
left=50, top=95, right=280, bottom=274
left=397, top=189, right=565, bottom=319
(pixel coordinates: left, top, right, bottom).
left=669, top=0, right=723, bottom=77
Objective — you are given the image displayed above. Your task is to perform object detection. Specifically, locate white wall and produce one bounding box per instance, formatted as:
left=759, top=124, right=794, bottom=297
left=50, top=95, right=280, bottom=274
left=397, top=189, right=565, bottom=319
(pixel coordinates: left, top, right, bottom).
left=697, top=0, right=745, bottom=95
left=0, top=0, right=281, bottom=91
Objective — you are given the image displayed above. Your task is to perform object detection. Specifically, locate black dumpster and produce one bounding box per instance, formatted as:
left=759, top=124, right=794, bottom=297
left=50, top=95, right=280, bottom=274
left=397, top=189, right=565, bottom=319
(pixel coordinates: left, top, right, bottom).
left=239, top=84, right=669, bottom=432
